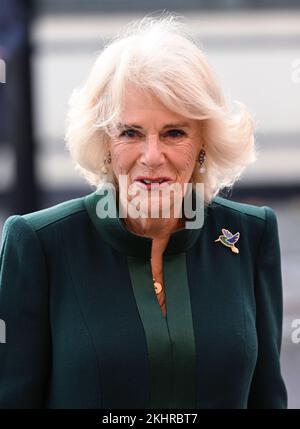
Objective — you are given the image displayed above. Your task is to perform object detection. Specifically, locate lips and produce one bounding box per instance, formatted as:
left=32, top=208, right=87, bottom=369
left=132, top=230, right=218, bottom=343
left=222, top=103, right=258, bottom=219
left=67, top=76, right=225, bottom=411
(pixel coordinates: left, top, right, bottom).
left=134, top=176, right=173, bottom=184
left=133, top=176, right=174, bottom=190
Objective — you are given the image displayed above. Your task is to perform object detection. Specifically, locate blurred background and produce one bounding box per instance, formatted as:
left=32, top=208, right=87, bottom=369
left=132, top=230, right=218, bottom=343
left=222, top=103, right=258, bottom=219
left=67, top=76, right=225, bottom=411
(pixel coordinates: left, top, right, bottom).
left=0, top=0, right=299, bottom=408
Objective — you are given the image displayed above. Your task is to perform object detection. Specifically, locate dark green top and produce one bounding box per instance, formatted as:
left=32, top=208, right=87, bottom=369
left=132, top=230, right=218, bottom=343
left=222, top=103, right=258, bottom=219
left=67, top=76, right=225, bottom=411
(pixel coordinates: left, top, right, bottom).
left=0, top=187, right=288, bottom=408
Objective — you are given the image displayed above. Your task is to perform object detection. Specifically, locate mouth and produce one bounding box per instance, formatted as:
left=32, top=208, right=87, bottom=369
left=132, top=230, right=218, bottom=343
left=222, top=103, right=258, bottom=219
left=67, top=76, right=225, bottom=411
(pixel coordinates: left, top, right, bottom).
left=133, top=176, right=174, bottom=189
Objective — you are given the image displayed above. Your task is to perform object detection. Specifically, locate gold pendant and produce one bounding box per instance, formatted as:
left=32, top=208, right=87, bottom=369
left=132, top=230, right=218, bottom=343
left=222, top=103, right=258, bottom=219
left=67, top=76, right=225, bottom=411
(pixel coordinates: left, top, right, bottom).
left=153, top=278, right=163, bottom=294
left=214, top=228, right=240, bottom=254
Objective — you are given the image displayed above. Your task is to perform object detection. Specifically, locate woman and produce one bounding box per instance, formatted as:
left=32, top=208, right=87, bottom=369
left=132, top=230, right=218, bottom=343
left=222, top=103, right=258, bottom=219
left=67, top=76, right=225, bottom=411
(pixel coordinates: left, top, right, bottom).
left=0, top=15, right=287, bottom=409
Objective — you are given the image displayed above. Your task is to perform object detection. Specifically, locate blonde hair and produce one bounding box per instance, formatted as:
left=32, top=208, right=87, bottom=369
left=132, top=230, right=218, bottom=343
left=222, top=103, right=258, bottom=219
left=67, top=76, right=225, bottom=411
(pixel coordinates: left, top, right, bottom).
left=65, top=12, right=257, bottom=204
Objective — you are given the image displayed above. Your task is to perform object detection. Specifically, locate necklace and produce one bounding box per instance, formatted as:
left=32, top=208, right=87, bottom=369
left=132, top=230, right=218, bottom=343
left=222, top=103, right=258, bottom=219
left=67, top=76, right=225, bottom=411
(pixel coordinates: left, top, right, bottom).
left=153, top=278, right=163, bottom=294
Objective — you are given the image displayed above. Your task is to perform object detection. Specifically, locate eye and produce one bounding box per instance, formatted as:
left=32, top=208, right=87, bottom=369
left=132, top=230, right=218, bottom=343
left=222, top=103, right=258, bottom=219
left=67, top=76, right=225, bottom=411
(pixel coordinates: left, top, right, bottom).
left=119, top=128, right=141, bottom=139
left=165, top=129, right=186, bottom=138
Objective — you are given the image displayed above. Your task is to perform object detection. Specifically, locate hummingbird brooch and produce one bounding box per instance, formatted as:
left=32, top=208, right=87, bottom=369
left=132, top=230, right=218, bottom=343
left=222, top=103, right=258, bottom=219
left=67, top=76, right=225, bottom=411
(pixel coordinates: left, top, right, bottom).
left=214, top=228, right=240, bottom=254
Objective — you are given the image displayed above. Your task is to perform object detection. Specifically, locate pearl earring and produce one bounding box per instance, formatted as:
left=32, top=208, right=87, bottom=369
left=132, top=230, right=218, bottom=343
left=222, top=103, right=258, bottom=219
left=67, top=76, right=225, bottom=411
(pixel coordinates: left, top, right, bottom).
left=101, top=151, right=111, bottom=175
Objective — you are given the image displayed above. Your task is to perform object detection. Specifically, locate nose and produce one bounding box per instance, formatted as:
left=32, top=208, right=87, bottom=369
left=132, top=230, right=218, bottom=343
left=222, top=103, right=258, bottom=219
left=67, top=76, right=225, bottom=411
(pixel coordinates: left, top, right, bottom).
left=140, top=134, right=165, bottom=168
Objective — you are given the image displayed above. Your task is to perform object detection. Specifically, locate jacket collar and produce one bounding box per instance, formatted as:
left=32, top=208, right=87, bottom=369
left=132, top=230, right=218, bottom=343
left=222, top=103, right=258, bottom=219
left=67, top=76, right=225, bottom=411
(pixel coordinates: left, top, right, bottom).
left=84, top=184, right=209, bottom=258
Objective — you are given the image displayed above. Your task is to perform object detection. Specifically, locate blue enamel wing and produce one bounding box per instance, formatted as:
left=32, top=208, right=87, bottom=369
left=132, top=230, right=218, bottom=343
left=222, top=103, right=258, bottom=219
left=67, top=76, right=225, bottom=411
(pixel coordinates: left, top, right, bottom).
left=214, top=228, right=240, bottom=254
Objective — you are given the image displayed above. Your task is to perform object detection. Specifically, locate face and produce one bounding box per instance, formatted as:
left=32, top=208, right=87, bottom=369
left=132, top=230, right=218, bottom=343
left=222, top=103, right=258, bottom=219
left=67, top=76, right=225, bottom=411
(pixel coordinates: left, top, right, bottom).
left=108, top=85, right=202, bottom=218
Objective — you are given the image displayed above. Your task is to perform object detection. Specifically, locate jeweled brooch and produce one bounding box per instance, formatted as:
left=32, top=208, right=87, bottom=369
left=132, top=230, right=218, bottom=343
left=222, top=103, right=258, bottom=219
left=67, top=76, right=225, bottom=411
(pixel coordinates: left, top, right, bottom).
left=214, top=228, right=240, bottom=254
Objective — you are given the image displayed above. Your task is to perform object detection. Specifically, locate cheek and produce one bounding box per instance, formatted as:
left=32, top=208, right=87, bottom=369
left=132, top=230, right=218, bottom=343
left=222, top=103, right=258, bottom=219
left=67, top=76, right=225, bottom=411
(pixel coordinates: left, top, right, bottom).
left=111, top=144, right=137, bottom=174
left=170, top=143, right=198, bottom=174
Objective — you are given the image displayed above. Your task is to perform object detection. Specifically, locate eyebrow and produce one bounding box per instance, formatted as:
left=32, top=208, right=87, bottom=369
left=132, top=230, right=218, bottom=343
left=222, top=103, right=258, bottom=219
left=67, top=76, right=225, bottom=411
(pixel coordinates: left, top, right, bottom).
left=117, top=122, right=191, bottom=130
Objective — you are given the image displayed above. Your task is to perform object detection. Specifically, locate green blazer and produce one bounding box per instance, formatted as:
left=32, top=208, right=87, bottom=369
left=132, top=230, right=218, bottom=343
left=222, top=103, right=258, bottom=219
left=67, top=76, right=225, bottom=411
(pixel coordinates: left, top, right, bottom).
left=0, top=187, right=288, bottom=409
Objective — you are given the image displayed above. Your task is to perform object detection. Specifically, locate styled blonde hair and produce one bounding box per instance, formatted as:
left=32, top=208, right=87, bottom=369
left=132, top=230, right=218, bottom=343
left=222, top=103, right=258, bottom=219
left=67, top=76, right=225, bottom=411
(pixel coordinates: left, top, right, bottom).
left=65, top=12, right=257, bottom=204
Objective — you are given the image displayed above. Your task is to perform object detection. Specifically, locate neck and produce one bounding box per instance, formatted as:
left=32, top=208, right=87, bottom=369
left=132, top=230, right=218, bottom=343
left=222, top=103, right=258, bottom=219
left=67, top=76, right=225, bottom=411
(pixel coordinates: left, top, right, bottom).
left=123, top=215, right=185, bottom=241
left=116, top=188, right=187, bottom=256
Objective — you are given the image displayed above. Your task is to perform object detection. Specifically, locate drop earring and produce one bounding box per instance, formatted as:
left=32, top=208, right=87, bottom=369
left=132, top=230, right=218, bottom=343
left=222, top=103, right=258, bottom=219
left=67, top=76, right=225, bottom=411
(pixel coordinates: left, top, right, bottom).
left=101, top=151, right=111, bottom=177
left=198, top=146, right=206, bottom=173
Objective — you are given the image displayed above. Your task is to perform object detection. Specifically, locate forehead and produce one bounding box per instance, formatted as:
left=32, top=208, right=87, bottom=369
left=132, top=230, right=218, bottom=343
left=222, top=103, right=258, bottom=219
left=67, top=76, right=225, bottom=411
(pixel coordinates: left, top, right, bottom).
left=119, top=84, right=195, bottom=128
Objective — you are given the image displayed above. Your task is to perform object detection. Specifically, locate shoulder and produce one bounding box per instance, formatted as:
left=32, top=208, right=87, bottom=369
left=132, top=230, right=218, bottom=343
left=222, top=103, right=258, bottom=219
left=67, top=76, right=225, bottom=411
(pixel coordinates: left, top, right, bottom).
left=211, top=195, right=266, bottom=220
left=210, top=195, right=278, bottom=227
left=1, top=194, right=90, bottom=248
left=22, top=194, right=88, bottom=232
